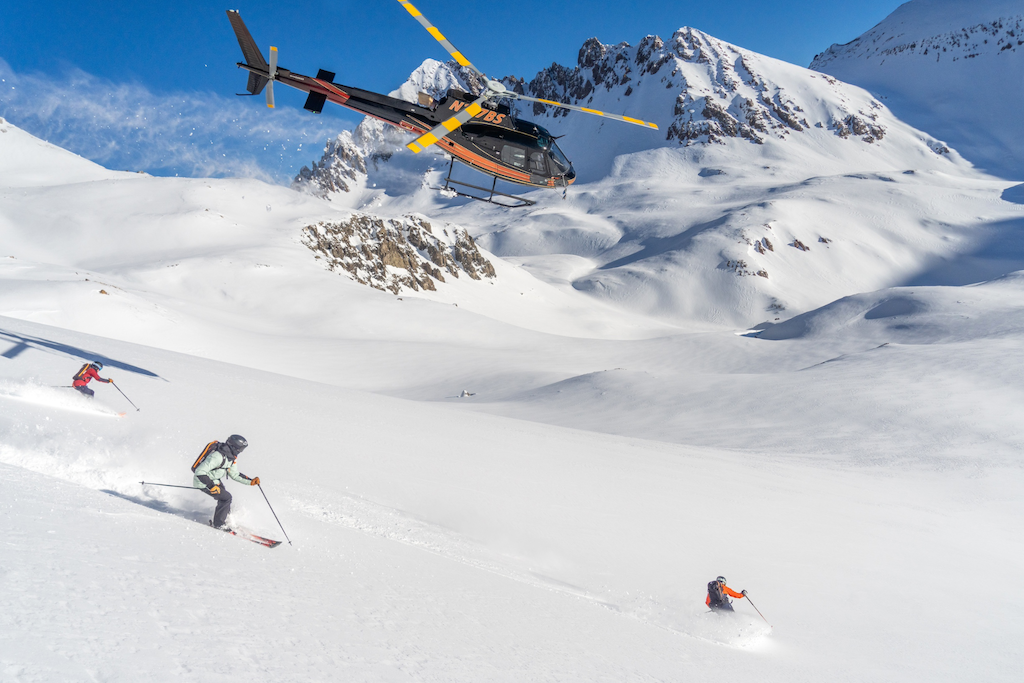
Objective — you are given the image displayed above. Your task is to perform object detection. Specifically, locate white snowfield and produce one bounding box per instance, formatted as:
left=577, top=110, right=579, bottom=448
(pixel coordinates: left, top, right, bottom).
left=2, top=7, right=1024, bottom=679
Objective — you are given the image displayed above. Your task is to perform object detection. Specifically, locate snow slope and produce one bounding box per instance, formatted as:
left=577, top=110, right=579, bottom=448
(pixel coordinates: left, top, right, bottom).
left=2, top=313, right=1022, bottom=682
left=811, top=0, right=1024, bottom=179
left=2, top=20, right=1024, bottom=679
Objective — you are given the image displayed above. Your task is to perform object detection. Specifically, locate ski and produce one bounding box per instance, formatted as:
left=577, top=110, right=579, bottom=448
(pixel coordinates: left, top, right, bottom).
left=235, top=530, right=282, bottom=548
left=209, top=522, right=282, bottom=548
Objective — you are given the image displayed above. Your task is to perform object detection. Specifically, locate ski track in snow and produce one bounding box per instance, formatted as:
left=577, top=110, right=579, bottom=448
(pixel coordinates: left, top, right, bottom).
left=292, top=489, right=771, bottom=648
left=0, top=381, right=125, bottom=418
left=0, top=375, right=767, bottom=647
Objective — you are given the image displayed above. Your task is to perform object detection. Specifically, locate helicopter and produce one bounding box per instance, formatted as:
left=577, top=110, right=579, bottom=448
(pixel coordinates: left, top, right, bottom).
left=226, top=3, right=658, bottom=207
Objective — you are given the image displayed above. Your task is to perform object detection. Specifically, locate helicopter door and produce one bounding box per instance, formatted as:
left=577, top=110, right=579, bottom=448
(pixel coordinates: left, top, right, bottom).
left=501, top=145, right=527, bottom=169
left=528, top=151, right=548, bottom=175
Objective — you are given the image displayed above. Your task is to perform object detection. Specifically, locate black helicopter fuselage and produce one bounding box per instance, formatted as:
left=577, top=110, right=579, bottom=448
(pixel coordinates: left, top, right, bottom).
left=239, top=62, right=576, bottom=189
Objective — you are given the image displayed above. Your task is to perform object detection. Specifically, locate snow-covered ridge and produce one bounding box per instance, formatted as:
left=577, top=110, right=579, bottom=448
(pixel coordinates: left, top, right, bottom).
left=292, top=118, right=410, bottom=199
left=0, top=116, right=132, bottom=187
left=808, top=0, right=1024, bottom=178
left=812, top=7, right=1023, bottom=67
left=519, top=28, right=891, bottom=148
left=297, top=26, right=929, bottom=196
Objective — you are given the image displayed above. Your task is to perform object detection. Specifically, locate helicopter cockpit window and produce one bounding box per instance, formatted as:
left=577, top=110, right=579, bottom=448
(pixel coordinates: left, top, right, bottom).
left=529, top=151, right=547, bottom=175
left=501, top=145, right=527, bottom=169
left=549, top=142, right=571, bottom=174
left=536, top=134, right=550, bottom=149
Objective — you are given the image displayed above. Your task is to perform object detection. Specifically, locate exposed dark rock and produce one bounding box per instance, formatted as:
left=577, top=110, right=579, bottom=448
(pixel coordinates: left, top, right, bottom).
left=302, top=213, right=496, bottom=295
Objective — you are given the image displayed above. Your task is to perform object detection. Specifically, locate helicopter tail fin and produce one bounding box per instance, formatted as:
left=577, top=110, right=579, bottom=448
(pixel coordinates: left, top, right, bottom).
left=226, top=10, right=270, bottom=95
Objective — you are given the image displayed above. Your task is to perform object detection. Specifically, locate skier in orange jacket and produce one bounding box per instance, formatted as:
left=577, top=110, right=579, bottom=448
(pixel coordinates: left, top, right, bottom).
left=706, top=576, right=747, bottom=612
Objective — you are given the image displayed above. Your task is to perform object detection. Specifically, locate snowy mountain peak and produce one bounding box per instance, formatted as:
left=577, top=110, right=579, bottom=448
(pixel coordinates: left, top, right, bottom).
left=292, top=118, right=409, bottom=199
left=389, top=58, right=486, bottom=104
left=296, top=25, right=955, bottom=198
left=519, top=26, right=895, bottom=152
left=812, top=1, right=1024, bottom=69
left=809, top=0, right=1024, bottom=177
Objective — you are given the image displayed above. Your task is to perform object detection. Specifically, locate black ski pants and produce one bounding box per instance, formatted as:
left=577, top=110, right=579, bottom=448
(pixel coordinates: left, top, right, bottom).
left=74, top=385, right=95, bottom=398
left=709, top=601, right=734, bottom=613
left=204, top=484, right=233, bottom=528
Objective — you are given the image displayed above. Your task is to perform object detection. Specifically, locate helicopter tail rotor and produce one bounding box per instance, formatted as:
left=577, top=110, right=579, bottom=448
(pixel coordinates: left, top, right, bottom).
left=515, top=94, right=659, bottom=130
left=266, top=46, right=278, bottom=109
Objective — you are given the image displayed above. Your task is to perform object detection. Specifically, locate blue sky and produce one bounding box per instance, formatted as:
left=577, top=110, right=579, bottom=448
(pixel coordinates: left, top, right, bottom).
left=0, top=0, right=907, bottom=183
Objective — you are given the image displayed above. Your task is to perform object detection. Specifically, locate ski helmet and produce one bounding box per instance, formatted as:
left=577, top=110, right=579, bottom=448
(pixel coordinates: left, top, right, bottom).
left=225, top=434, right=248, bottom=456
left=92, top=361, right=104, bottom=370
left=716, top=576, right=727, bottom=584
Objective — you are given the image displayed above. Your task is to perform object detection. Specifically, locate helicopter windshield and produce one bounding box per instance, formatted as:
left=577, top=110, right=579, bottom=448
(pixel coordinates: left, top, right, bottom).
left=549, top=141, right=571, bottom=174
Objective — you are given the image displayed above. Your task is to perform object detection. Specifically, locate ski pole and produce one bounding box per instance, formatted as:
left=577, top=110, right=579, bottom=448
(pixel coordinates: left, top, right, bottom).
left=140, top=481, right=202, bottom=490
left=111, top=381, right=140, bottom=411
left=258, top=484, right=293, bottom=546
left=744, top=593, right=772, bottom=627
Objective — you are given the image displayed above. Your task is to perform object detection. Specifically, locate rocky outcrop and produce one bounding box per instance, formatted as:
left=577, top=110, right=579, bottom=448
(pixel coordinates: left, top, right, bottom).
left=511, top=27, right=886, bottom=148
left=302, top=213, right=496, bottom=294
left=831, top=112, right=886, bottom=143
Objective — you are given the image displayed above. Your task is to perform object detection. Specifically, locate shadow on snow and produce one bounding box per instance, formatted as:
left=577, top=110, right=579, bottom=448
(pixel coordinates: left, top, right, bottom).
left=0, top=327, right=164, bottom=380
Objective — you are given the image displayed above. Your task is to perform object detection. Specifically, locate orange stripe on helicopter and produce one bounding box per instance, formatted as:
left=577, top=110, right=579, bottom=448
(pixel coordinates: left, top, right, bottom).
left=315, top=80, right=350, bottom=101
left=446, top=143, right=534, bottom=184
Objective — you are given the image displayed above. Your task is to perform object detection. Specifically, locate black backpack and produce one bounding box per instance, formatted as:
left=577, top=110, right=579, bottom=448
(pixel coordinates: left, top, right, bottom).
left=708, top=581, right=726, bottom=605
left=191, top=441, right=220, bottom=472
left=73, top=363, right=93, bottom=381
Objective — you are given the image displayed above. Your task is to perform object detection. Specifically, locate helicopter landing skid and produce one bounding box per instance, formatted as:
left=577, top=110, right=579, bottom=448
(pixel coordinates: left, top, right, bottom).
left=434, top=160, right=536, bottom=208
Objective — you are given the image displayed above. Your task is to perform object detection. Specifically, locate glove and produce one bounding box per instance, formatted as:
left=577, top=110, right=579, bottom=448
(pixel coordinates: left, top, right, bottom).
left=250, top=476, right=260, bottom=486
left=208, top=485, right=221, bottom=495
left=741, top=590, right=748, bottom=596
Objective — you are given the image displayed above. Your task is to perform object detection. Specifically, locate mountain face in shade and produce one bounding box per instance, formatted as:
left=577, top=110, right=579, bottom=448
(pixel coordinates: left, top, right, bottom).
left=811, top=0, right=1024, bottom=178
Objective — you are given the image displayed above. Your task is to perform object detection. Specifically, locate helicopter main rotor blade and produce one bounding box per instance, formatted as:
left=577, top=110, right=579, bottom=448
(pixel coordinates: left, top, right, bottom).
left=266, top=46, right=278, bottom=109
left=406, top=96, right=488, bottom=153
left=395, top=0, right=485, bottom=80
left=516, top=95, right=659, bottom=130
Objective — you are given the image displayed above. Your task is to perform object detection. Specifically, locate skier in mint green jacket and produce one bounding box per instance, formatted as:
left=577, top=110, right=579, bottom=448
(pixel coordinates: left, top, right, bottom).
left=192, top=434, right=260, bottom=529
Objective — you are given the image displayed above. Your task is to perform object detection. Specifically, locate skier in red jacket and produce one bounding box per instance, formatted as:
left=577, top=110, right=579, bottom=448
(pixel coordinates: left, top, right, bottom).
left=706, top=576, right=747, bottom=612
left=72, top=361, right=112, bottom=398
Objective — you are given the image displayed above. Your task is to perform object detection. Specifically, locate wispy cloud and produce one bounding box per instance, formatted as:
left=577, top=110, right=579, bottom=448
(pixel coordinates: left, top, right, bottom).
left=0, top=59, right=345, bottom=184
